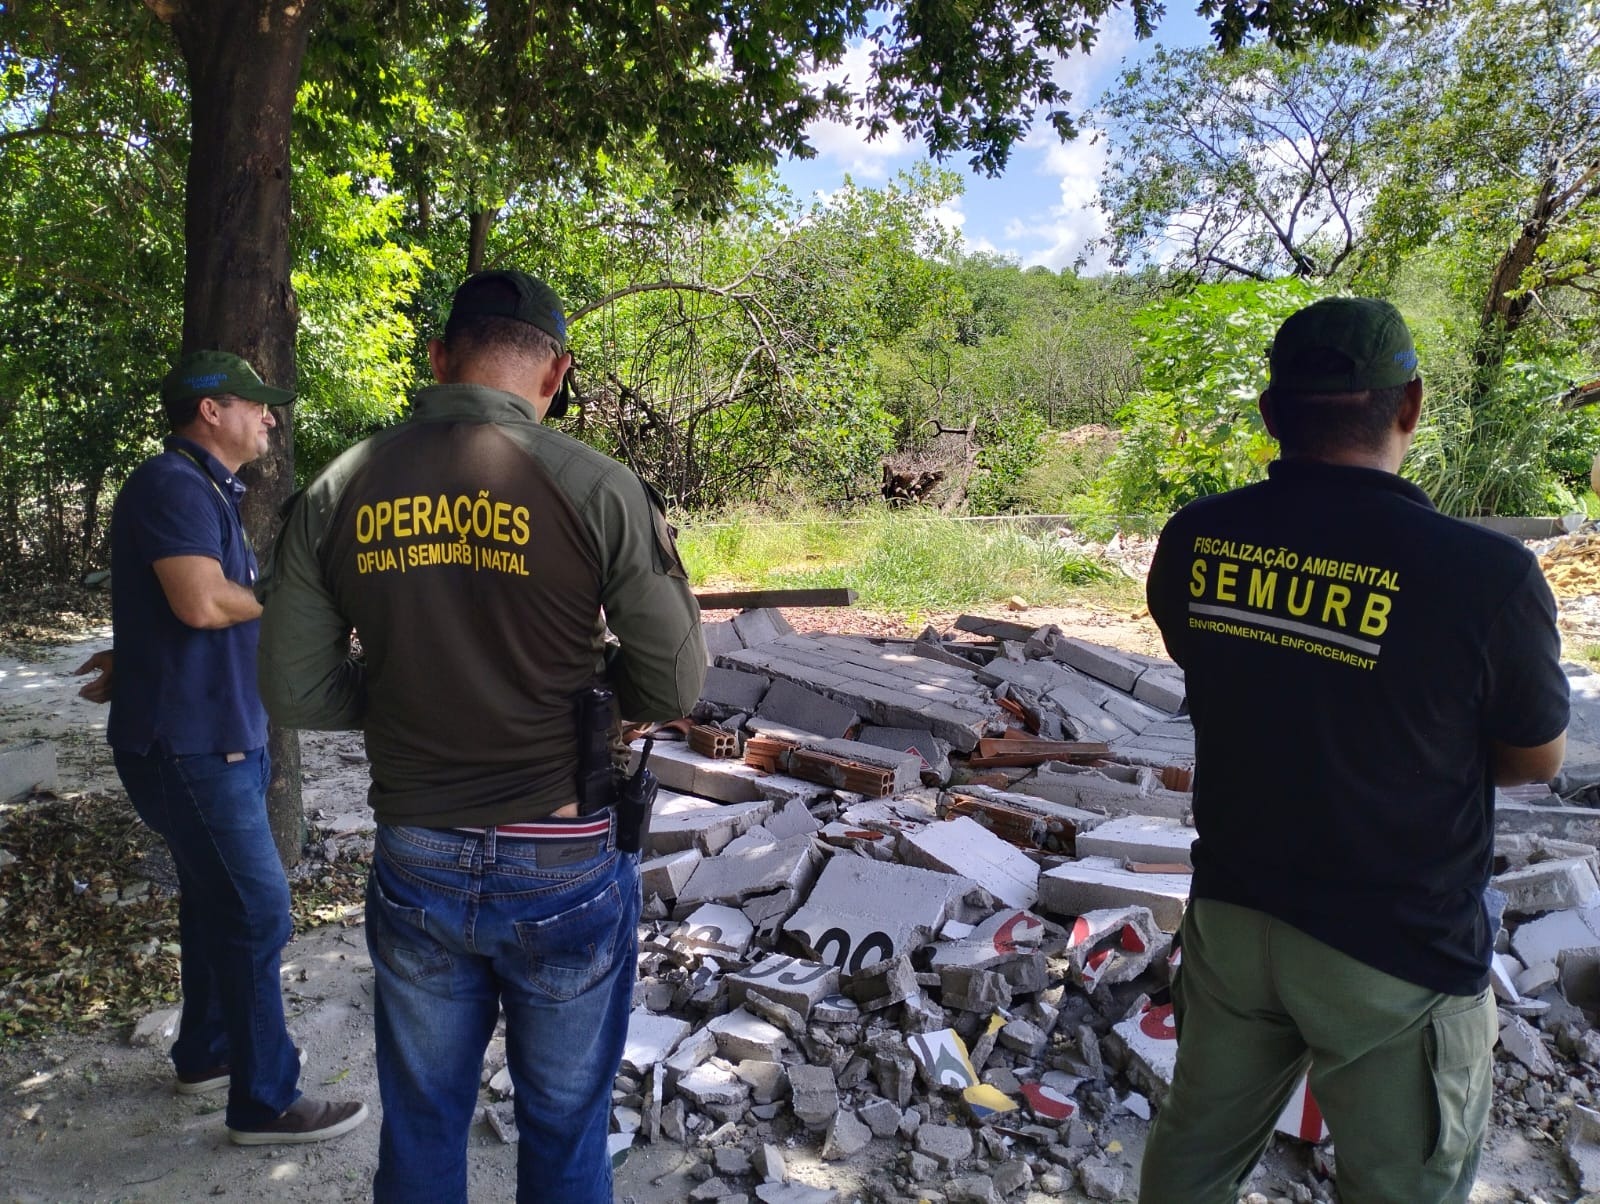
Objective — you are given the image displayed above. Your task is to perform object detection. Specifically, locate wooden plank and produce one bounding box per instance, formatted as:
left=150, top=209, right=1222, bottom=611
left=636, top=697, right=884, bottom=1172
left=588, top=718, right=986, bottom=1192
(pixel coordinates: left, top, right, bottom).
left=695, top=588, right=858, bottom=610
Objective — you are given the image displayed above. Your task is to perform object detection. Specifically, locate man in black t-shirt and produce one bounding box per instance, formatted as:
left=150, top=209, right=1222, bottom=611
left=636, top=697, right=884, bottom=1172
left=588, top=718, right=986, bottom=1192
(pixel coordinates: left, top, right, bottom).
left=1138, top=298, right=1569, bottom=1204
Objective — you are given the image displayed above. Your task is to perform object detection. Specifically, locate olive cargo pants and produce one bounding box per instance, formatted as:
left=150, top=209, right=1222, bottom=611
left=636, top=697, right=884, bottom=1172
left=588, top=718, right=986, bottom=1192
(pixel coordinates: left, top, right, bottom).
left=1139, top=899, right=1497, bottom=1204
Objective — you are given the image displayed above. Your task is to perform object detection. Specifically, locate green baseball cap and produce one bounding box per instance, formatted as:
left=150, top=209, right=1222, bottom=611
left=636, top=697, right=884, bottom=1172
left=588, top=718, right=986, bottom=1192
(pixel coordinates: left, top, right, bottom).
left=160, top=350, right=294, bottom=408
left=1269, top=297, right=1420, bottom=394
left=449, top=270, right=574, bottom=417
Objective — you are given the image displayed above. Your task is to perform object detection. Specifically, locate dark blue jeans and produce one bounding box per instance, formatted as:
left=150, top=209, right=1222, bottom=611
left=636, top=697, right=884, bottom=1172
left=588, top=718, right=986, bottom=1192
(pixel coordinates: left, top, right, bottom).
left=366, top=822, right=640, bottom=1204
left=113, top=747, right=300, bottom=1128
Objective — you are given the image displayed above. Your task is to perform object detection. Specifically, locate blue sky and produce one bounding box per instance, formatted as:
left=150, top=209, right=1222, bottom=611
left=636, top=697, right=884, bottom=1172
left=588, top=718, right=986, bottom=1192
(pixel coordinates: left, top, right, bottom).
left=776, top=7, right=1213, bottom=273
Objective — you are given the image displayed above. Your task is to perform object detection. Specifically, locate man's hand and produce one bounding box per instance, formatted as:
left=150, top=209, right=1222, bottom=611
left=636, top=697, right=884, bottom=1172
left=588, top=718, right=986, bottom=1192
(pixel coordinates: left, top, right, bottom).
left=72, top=650, right=114, bottom=704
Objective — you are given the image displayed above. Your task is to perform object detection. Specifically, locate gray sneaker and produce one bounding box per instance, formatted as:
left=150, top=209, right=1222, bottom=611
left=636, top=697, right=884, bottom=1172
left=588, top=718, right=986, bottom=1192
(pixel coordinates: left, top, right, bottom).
left=227, top=1097, right=368, bottom=1146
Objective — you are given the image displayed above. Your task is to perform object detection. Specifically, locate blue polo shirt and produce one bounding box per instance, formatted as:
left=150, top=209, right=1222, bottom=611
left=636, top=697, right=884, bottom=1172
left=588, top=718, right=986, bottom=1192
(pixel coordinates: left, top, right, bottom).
left=107, top=436, right=268, bottom=756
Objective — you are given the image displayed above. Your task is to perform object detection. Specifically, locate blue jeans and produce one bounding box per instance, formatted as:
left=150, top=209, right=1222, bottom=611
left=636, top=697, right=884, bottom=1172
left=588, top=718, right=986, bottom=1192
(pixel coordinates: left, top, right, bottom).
left=113, top=747, right=300, bottom=1128
left=366, top=821, right=641, bottom=1204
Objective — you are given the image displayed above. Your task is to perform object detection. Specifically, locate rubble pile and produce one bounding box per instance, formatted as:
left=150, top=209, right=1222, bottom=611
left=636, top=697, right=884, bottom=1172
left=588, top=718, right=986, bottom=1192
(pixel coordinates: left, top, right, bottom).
left=500, top=609, right=1600, bottom=1201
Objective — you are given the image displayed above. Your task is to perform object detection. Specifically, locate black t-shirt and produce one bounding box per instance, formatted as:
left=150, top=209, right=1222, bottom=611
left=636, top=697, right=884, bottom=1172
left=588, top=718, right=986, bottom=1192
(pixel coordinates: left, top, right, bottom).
left=1147, top=459, right=1569, bottom=995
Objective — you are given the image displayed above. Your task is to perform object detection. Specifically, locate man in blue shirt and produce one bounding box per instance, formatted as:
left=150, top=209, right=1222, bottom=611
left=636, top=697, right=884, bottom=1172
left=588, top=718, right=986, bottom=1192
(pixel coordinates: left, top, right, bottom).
left=75, top=351, right=367, bottom=1146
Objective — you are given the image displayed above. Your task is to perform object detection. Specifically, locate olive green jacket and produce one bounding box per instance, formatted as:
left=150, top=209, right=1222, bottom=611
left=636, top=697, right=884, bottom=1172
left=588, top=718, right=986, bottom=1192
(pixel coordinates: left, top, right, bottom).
left=256, top=383, right=705, bottom=827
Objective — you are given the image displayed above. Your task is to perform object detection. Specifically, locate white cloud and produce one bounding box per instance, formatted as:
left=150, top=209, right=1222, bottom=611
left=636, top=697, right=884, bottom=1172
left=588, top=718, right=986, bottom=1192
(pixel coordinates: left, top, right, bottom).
left=801, top=42, right=917, bottom=180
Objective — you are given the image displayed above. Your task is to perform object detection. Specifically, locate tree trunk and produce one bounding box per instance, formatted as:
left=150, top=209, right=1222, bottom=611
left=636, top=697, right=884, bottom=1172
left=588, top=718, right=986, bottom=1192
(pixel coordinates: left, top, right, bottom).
left=1471, top=174, right=1556, bottom=391
left=467, top=208, right=498, bottom=274
left=166, top=0, right=320, bottom=868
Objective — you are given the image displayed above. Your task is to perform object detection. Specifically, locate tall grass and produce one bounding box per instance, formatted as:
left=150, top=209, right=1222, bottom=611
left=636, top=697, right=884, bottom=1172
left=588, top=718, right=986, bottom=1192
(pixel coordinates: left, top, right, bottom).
left=677, top=507, right=1132, bottom=616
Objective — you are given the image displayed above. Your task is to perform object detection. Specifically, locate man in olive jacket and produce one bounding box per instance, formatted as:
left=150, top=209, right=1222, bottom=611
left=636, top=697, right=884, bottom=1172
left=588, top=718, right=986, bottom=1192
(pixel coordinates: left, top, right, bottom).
left=257, top=270, right=705, bottom=1204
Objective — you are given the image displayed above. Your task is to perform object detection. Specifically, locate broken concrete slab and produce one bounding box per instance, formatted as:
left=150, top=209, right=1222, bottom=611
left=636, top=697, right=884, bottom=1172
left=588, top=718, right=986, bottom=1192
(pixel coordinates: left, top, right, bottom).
left=1074, top=814, right=1197, bottom=868
left=1065, top=906, right=1170, bottom=992
left=783, top=854, right=975, bottom=970
left=1566, top=1104, right=1600, bottom=1194
left=899, top=816, right=1040, bottom=910
left=645, top=793, right=775, bottom=856
left=763, top=798, right=823, bottom=841
left=676, top=1060, right=752, bottom=1110
left=673, top=834, right=821, bottom=914
left=702, top=620, right=744, bottom=661
left=907, top=1028, right=979, bottom=1091
left=1497, top=799, right=1600, bottom=846
left=0, top=738, right=57, bottom=803
left=1500, top=1014, right=1558, bottom=1077
left=1039, top=857, right=1191, bottom=932
left=929, top=908, right=1047, bottom=972
left=1044, top=682, right=1135, bottom=746
left=1107, top=1000, right=1178, bottom=1099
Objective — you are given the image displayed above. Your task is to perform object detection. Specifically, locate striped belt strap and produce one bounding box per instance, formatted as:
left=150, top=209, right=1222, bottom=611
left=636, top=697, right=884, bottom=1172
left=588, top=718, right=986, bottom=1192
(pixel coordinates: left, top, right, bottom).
left=452, top=815, right=611, bottom=842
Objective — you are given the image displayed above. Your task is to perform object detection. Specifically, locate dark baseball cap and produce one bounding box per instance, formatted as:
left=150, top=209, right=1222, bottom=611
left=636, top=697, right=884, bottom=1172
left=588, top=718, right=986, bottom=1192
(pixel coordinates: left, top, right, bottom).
left=448, top=270, right=574, bottom=416
left=160, top=350, right=295, bottom=408
left=1269, top=297, right=1420, bottom=394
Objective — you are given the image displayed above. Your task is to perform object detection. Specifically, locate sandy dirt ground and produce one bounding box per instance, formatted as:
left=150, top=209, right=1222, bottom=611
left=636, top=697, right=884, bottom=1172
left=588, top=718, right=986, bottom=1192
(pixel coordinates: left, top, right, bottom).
left=0, top=603, right=1586, bottom=1203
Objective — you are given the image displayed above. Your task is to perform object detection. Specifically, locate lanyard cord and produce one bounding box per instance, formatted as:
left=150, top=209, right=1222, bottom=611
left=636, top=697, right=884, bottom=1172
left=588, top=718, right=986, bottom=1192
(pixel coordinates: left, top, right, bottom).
left=171, top=446, right=254, bottom=556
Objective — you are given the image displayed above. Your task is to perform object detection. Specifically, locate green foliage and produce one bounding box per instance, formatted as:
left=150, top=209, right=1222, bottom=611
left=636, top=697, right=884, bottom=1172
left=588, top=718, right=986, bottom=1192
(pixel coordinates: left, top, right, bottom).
left=1406, top=358, right=1597, bottom=517
left=1094, top=280, right=1317, bottom=517
left=679, top=507, right=1117, bottom=614
left=967, top=408, right=1047, bottom=514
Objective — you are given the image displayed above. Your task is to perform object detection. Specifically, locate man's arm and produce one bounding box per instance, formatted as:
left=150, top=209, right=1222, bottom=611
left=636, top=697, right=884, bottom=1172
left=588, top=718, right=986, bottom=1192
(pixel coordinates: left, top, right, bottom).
left=1491, top=734, right=1567, bottom=786
left=592, top=475, right=706, bottom=721
left=256, top=488, right=367, bottom=730
left=154, top=555, right=263, bottom=628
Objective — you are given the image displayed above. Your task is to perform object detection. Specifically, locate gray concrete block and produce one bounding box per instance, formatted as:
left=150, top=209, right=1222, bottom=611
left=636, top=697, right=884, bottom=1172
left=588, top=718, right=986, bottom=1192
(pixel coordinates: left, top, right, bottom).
left=1038, top=856, right=1191, bottom=931
left=857, top=726, right=953, bottom=784
left=1131, top=669, right=1187, bottom=715
left=1016, top=763, right=1191, bottom=820
left=702, top=620, right=743, bottom=661
left=0, top=739, right=57, bottom=803
left=1051, top=638, right=1143, bottom=692
left=672, top=903, right=756, bottom=957
left=757, top=678, right=860, bottom=739
left=1099, top=692, right=1168, bottom=734
left=1045, top=683, right=1134, bottom=745
left=1498, top=800, right=1600, bottom=846
left=706, top=1007, right=791, bottom=1062
left=763, top=798, right=823, bottom=840
left=700, top=665, right=772, bottom=712
left=1511, top=907, right=1600, bottom=966
left=899, top=816, right=1040, bottom=910
left=788, top=1064, right=840, bottom=1130
left=1074, top=814, right=1197, bottom=868
left=732, top=607, right=795, bottom=648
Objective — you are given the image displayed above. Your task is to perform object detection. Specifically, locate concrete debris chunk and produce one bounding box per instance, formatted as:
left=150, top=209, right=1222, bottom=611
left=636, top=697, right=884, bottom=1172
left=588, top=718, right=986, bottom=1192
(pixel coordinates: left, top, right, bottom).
left=706, top=1008, right=792, bottom=1062
left=914, top=1123, right=976, bottom=1168
left=856, top=725, right=953, bottom=785
left=647, top=793, right=775, bottom=856
left=676, top=1060, right=751, bottom=1110
left=1107, top=1000, right=1178, bottom=1098
left=821, top=1109, right=872, bottom=1159
left=726, top=954, right=840, bottom=1019
left=1566, top=1105, right=1600, bottom=1194
left=1017, top=760, right=1190, bottom=819
left=674, top=834, right=821, bottom=913
left=787, top=1064, right=841, bottom=1130
left=1039, top=857, right=1190, bottom=931
left=842, top=954, right=920, bottom=1011
left=907, top=1027, right=979, bottom=1091
left=1077, top=1156, right=1126, bottom=1201
left=1510, top=907, right=1600, bottom=966
left=939, top=966, right=1014, bottom=1012
left=0, top=738, right=57, bottom=803
left=731, top=607, right=795, bottom=648
left=733, top=1059, right=788, bottom=1105
left=929, top=907, right=1047, bottom=971
left=857, top=1097, right=902, bottom=1138
left=130, top=1006, right=180, bottom=1048
left=899, top=815, right=1040, bottom=909
left=1074, top=814, right=1197, bottom=868
left=673, top=903, right=756, bottom=958
left=1131, top=669, right=1187, bottom=715
left=1494, top=856, right=1600, bottom=915
left=1499, top=1014, right=1558, bottom=1077
left=754, top=1184, right=839, bottom=1204
left=763, top=797, right=824, bottom=840
left=755, top=1142, right=788, bottom=1183
left=621, top=1007, right=691, bottom=1074
left=640, top=848, right=703, bottom=901
left=784, top=855, right=975, bottom=969
left=1065, top=906, right=1170, bottom=991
